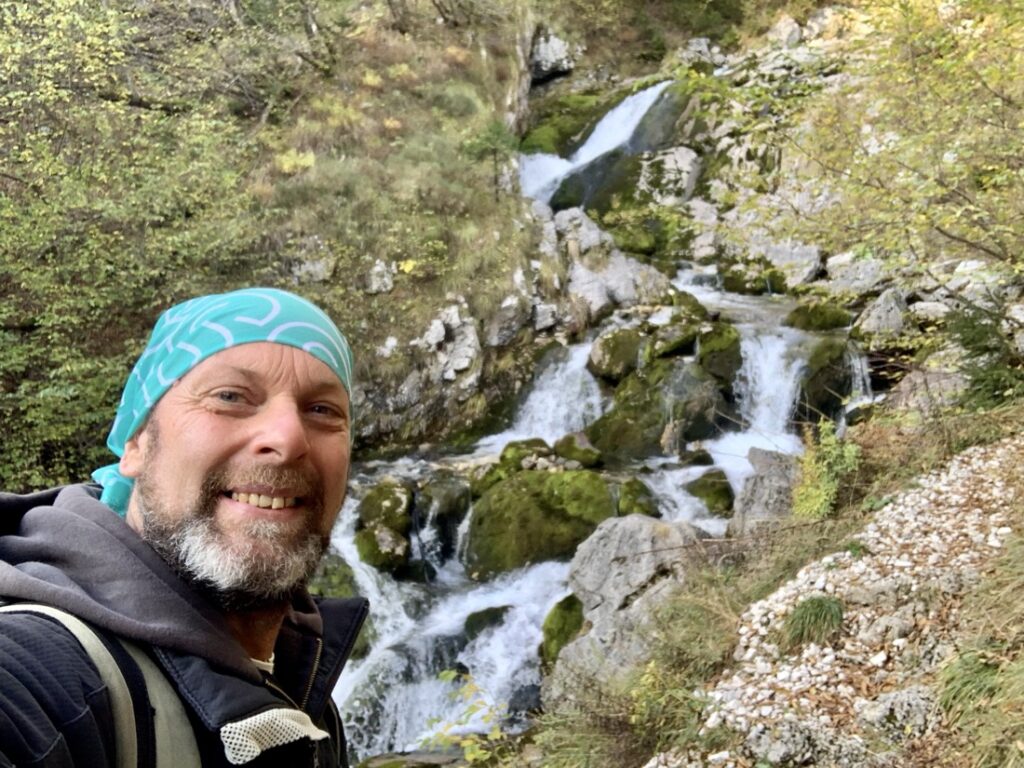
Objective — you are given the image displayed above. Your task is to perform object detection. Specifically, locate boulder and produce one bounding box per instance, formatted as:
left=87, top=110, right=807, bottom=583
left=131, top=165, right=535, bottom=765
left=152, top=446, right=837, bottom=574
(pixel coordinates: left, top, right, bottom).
left=543, top=515, right=707, bottom=707
left=365, top=258, right=394, bottom=294
left=685, top=468, right=734, bottom=517
left=529, top=29, right=580, bottom=83
left=727, top=449, right=800, bottom=536
left=587, top=326, right=644, bottom=382
left=554, top=207, right=616, bottom=256
left=636, top=147, right=702, bottom=207
left=649, top=319, right=700, bottom=359
left=853, top=287, right=908, bottom=337
left=769, top=14, right=803, bottom=48
left=553, top=432, right=602, bottom=468
left=357, top=480, right=414, bottom=534
left=465, top=470, right=616, bottom=580
left=567, top=251, right=672, bottom=323
left=484, top=294, right=530, bottom=347
left=821, top=251, right=889, bottom=295
left=697, top=322, right=743, bottom=388
left=721, top=258, right=787, bottom=295
left=585, top=358, right=727, bottom=462
left=464, top=606, right=511, bottom=641
left=355, top=525, right=410, bottom=574
left=617, top=477, right=660, bottom=517
left=539, top=594, right=584, bottom=667
left=784, top=300, right=853, bottom=331
left=764, top=241, right=822, bottom=286
left=795, top=336, right=852, bottom=423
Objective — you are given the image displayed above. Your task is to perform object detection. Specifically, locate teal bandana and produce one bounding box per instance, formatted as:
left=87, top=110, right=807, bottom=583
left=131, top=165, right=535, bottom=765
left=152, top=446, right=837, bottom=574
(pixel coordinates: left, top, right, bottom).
left=92, top=287, right=354, bottom=516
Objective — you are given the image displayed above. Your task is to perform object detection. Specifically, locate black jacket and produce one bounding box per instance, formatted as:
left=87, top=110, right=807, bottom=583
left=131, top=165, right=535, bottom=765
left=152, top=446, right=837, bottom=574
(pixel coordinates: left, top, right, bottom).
left=0, top=485, right=368, bottom=767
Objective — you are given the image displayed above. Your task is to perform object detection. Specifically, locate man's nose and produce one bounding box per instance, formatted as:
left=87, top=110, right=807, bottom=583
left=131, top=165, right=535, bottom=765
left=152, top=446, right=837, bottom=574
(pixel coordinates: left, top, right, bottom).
left=252, top=399, right=310, bottom=462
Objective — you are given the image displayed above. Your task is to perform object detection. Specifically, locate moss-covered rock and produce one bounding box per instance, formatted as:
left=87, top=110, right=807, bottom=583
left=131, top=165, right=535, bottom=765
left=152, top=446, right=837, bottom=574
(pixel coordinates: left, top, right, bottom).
left=553, top=432, right=602, bottom=467
left=520, top=89, right=628, bottom=157
left=465, top=470, right=616, bottom=580
left=617, top=477, right=660, bottom=517
left=679, top=448, right=715, bottom=466
left=685, top=469, right=735, bottom=517
left=539, top=594, right=584, bottom=667
left=308, top=550, right=375, bottom=660
left=470, top=438, right=553, bottom=497
left=355, top=525, right=410, bottom=574
left=650, top=320, right=699, bottom=359
left=587, top=327, right=644, bottom=383
left=697, top=322, right=742, bottom=387
left=464, top=606, right=510, bottom=641
left=585, top=358, right=726, bottom=463
left=672, top=290, right=710, bottom=320
left=550, top=149, right=642, bottom=214
left=722, top=259, right=787, bottom=295
left=795, top=336, right=852, bottom=424
left=357, top=480, right=414, bottom=535
left=785, top=301, right=853, bottom=331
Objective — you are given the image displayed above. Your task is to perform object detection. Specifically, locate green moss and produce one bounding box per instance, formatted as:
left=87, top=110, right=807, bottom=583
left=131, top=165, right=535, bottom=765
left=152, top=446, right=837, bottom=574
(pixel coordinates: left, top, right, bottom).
left=500, top=438, right=553, bottom=467
left=465, top=470, right=616, bottom=579
left=685, top=469, right=735, bottom=517
left=697, top=322, right=742, bottom=386
left=796, top=337, right=852, bottom=423
left=553, top=433, right=603, bottom=467
left=521, top=90, right=628, bottom=157
left=650, top=321, right=699, bottom=359
left=722, top=260, right=788, bottom=295
left=586, top=358, right=725, bottom=462
left=545, top=470, right=616, bottom=525
left=618, top=477, right=660, bottom=517
left=672, top=290, right=710, bottom=320
left=540, top=594, right=585, bottom=667
left=354, top=527, right=410, bottom=573
left=587, top=327, right=644, bottom=383
left=785, top=301, right=853, bottom=331
left=357, top=481, right=413, bottom=534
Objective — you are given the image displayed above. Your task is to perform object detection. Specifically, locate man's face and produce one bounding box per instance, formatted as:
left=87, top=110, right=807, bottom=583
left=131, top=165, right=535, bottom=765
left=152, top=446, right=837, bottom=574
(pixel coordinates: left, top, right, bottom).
left=119, top=342, right=351, bottom=609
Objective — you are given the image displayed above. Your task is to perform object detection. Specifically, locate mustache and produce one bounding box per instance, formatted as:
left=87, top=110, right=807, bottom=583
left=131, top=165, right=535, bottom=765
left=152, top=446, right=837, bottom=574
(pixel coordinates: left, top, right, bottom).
left=199, top=466, right=323, bottom=510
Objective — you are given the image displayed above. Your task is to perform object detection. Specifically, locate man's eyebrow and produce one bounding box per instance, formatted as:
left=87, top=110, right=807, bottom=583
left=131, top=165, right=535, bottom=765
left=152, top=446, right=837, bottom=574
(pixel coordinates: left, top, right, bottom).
left=208, top=365, right=346, bottom=395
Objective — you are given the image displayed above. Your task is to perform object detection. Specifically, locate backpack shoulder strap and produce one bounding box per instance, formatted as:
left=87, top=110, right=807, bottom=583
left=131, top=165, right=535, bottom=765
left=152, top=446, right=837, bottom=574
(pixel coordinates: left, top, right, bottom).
left=0, top=603, right=138, bottom=768
left=0, top=603, right=200, bottom=768
left=119, top=640, right=201, bottom=766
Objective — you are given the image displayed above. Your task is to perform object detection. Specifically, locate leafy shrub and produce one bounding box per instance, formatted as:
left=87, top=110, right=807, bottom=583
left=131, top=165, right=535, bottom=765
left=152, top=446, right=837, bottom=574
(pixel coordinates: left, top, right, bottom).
left=792, top=420, right=861, bottom=521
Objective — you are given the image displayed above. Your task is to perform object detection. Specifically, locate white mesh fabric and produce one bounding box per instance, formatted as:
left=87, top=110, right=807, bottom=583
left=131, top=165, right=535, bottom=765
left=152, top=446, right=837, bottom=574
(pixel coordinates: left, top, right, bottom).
left=220, top=709, right=329, bottom=764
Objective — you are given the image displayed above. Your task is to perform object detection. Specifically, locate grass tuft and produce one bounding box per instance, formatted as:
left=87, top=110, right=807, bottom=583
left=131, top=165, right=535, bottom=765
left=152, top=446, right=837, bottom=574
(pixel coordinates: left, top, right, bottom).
left=781, top=595, right=844, bottom=651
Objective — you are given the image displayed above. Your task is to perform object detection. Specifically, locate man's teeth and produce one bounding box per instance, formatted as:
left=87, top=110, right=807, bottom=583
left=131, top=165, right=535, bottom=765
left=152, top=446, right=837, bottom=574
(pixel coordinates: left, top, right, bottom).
left=229, top=492, right=298, bottom=509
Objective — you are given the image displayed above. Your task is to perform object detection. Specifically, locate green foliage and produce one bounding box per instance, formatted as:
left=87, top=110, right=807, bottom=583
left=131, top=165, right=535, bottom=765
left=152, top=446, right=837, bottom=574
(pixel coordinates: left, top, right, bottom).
left=423, top=671, right=514, bottom=764
left=947, top=306, right=1024, bottom=408
left=781, top=595, right=844, bottom=651
left=792, top=420, right=860, bottom=521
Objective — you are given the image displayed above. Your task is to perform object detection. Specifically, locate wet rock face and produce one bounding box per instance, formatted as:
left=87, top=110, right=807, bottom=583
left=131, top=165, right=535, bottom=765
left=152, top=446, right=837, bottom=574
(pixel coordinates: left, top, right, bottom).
left=585, top=357, right=727, bottom=463
left=685, top=468, right=734, bottom=518
left=728, top=448, right=800, bottom=537
left=465, top=469, right=615, bottom=580
left=539, top=593, right=584, bottom=667
left=796, top=336, right=853, bottom=424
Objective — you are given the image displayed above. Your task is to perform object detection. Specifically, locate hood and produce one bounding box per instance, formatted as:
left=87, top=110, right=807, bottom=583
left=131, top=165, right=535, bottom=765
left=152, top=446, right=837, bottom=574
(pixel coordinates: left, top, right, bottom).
left=0, top=484, right=303, bottom=677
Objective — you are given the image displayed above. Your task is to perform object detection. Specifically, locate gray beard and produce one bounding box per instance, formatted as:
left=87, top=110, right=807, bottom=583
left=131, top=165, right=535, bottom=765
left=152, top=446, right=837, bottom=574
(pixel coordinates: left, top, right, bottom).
left=137, top=467, right=328, bottom=612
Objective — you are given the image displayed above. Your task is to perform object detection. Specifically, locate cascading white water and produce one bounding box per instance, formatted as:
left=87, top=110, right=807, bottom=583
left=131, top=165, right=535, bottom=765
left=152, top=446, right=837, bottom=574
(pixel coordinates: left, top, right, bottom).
left=336, top=557, right=571, bottom=757
left=704, top=325, right=811, bottom=493
left=474, top=342, right=606, bottom=455
left=519, top=80, right=672, bottom=203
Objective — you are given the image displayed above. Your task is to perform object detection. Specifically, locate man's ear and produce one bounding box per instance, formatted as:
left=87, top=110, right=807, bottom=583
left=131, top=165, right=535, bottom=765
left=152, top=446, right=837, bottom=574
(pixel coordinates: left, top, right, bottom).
left=119, top=427, right=150, bottom=479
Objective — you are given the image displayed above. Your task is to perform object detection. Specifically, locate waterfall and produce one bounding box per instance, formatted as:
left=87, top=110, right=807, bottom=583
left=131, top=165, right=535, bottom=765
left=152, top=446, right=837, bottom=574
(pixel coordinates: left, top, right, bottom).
left=704, top=325, right=811, bottom=493
left=474, top=342, right=606, bottom=455
left=519, top=80, right=672, bottom=203
left=336, top=561, right=571, bottom=757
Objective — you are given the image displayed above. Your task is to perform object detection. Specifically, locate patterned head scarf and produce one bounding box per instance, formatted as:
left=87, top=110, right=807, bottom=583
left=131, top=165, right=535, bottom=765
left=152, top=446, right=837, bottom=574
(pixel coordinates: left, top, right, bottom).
left=92, top=287, right=354, bottom=516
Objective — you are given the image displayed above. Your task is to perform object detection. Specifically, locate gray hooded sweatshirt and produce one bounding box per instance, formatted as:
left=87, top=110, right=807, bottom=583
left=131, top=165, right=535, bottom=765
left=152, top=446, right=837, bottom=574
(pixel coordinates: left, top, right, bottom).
left=0, top=484, right=368, bottom=767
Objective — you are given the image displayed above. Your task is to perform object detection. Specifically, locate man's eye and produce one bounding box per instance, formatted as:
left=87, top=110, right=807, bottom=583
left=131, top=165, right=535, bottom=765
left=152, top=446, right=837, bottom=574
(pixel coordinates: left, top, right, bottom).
left=215, top=390, right=243, bottom=404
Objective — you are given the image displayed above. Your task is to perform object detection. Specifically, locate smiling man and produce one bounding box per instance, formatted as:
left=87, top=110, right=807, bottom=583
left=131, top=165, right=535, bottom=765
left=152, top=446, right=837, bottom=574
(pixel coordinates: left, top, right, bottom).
left=0, top=288, right=368, bottom=768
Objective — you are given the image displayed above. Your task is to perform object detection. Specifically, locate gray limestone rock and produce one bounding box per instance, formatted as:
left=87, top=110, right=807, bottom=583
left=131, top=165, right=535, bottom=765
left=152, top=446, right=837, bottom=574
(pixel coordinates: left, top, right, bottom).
left=366, top=259, right=394, bottom=294
left=855, top=288, right=908, bottom=336
left=822, top=251, right=889, bottom=294
left=530, top=30, right=580, bottom=82
left=637, top=147, right=702, bottom=207
left=857, top=686, right=935, bottom=741
left=728, top=449, right=799, bottom=537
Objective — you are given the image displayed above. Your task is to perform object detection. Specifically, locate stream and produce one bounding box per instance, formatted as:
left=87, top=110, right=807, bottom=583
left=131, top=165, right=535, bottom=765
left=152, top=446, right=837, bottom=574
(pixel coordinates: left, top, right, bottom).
left=332, top=80, right=861, bottom=762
